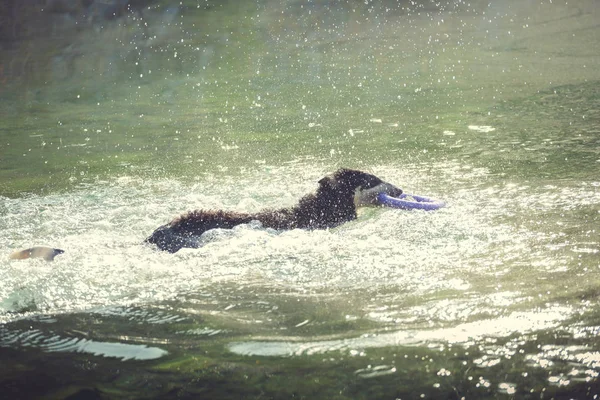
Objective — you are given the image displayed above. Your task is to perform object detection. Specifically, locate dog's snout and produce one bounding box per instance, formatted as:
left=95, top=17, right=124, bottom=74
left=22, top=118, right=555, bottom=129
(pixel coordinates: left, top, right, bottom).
left=383, top=183, right=403, bottom=198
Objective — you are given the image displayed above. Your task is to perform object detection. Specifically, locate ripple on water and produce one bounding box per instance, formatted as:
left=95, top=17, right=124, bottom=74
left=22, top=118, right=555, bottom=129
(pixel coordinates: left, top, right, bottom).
left=0, top=327, right=167, bottom=361
left=355, top=365, right=397, bottom=379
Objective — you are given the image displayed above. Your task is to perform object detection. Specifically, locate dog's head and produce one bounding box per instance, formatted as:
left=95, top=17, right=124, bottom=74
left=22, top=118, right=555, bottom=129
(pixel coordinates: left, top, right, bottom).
left=318, top=168, right=403, bottom=207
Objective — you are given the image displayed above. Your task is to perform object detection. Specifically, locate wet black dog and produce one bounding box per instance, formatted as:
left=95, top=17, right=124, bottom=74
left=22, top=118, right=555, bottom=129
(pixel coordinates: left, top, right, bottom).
left=145, top=168, right=403, bottom=253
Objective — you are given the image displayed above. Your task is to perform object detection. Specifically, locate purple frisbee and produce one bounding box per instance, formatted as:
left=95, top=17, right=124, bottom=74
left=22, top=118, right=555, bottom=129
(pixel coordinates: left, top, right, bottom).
left=377, top=193, right=445, bottom=211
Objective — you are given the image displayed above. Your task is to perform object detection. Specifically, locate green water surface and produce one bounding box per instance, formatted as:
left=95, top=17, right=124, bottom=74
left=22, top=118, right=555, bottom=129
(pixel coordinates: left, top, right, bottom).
left=1, top=0, right=599, bottom=398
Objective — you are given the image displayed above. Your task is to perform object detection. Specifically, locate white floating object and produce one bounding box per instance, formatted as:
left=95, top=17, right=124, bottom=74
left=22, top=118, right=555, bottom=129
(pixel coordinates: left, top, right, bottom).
left=468, top=125, right=495, bottom=133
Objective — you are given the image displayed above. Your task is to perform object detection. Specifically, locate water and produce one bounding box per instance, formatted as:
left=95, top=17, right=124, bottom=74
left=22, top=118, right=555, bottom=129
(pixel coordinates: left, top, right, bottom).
left=1, top=0, right=599, bottom=398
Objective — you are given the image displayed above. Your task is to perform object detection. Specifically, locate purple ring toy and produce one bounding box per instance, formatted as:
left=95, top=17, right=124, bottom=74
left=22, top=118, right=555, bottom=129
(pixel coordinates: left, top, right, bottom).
left=377, top=193, right=445, bottom=211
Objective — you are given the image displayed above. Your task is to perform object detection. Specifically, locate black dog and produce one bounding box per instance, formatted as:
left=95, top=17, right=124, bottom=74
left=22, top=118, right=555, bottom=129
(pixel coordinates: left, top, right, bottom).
left=145, top=168, right=403, bottom=253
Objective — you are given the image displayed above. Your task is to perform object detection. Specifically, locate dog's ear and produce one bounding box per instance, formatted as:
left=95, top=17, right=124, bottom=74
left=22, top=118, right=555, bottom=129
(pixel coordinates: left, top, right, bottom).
left=333, top=168, right=353, bottom=179
left=318, top=176, right=335, bottom=188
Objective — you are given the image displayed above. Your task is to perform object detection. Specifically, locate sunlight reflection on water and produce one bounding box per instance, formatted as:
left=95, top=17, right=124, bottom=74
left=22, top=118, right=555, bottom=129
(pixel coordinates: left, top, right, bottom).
left=0, top=327, right=167, bottom=360
left=227, top=307, right=572, bottom=357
